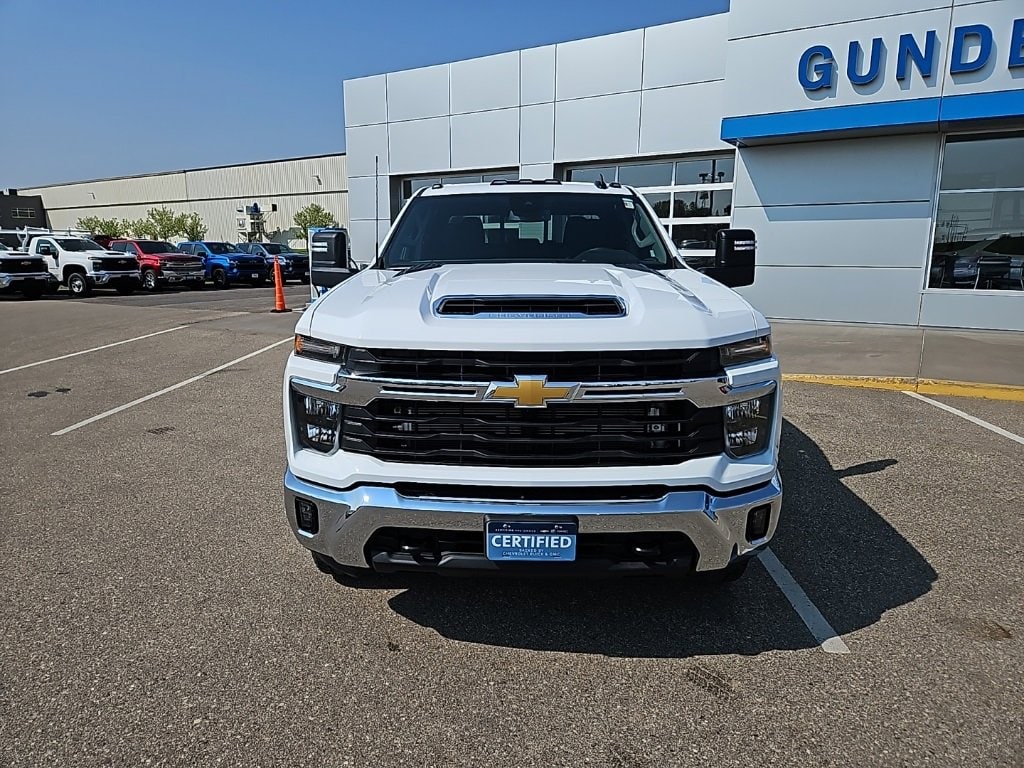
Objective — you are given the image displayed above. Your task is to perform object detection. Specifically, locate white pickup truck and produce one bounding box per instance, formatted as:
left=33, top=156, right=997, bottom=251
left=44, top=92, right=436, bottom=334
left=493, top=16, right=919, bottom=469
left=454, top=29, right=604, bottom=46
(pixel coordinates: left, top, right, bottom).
left=282, top=180, right=781, bottom=582
left=25, top=234, right=141, bottom=296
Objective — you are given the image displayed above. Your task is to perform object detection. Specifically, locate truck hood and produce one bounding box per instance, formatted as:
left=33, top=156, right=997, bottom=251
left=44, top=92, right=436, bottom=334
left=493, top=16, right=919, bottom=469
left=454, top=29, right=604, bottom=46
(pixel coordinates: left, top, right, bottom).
left=302, top=263, right=765, bottom=350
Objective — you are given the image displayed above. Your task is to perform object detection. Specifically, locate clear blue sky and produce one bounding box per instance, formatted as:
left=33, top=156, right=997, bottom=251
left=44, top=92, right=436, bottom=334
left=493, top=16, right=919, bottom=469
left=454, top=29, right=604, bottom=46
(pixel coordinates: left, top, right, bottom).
left=0, top=0, right=728, bottom=188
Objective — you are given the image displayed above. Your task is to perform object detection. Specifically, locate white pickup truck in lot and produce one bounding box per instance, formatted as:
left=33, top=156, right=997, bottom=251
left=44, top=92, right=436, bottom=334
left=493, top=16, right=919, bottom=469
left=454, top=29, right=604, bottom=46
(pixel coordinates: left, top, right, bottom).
left=282, top=180, right=781, bottom=582
left=25, top=234, right=141, bottom=296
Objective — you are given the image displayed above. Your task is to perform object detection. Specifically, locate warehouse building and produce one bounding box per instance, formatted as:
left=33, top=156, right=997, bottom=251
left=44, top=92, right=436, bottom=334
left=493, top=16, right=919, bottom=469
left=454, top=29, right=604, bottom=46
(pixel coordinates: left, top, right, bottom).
left=343, top=0, right=1024, bottom=331
left=18, top=154, right=348, bottom=247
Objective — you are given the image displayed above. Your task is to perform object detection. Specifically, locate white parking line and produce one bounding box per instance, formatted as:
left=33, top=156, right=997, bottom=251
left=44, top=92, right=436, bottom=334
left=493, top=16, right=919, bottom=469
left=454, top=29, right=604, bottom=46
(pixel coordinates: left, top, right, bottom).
left=0, top=326, right=188, bottom=376
left=903, top=391, right=1024, bottom=446
left=51, top=337, right=292, bottom=436
left=759, top=548, right=851, bottom=654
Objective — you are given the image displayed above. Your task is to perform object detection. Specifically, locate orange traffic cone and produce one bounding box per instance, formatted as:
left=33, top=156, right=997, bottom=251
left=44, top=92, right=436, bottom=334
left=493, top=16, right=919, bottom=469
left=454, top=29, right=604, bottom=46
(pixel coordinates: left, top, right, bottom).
left=271, top=255, right=291, bottom=313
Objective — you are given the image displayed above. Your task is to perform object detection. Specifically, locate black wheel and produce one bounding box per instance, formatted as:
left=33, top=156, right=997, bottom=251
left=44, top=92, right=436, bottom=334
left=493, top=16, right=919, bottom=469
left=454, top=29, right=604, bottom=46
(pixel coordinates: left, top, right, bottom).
left=211, top=268, right=228, bottom=289
left=697, top=558, right=750, bottom=585
left=310, top=551, right=372, bottom=582
left=21, top=283, right=44, bottom=300
left=66, top=272, right=91, bottom=297
left=141, top=269, right=159, bottom=292
left=115, top=283, right=135, bottom=295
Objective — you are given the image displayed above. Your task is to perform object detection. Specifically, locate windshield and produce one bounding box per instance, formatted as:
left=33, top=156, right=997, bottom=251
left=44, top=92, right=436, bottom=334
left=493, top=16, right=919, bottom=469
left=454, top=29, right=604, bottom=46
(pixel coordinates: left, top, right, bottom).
left=261, top=243, right=292, bottom=255
left=378, top=192, right=678, bottom=270
left=137, top=241, right=178, bottom=254
left=56, top=238, right=104, bottom=251
left=205, top=242, right=238, bottom=255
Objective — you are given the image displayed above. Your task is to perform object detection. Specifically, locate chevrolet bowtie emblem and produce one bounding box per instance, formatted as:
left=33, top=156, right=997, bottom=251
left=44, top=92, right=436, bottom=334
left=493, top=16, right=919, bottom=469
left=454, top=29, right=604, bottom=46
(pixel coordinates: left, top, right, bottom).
left=484, top=375, right=580, bottom=408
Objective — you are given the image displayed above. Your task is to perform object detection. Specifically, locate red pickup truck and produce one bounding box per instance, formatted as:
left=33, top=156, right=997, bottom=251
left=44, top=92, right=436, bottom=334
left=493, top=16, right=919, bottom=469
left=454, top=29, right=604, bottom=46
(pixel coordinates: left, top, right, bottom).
left=109, top=239, right=206, bottom=291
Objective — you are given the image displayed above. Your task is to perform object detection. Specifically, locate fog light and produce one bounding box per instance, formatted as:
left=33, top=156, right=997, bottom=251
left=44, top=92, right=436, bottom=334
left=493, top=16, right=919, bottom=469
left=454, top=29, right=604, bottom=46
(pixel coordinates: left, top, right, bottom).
left=295, top=498, right=319, bottom=534
left=746, top=504, right=771, bottom=542
left=724, top=394, right=773, bottom=458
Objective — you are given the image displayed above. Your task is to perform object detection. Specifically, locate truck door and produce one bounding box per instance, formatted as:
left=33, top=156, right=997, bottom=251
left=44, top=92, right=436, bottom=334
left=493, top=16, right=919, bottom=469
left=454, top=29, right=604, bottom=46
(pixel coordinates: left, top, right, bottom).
left=309, top=228, right=356, bottom=300
left=34, top=238, right=60, bottom=276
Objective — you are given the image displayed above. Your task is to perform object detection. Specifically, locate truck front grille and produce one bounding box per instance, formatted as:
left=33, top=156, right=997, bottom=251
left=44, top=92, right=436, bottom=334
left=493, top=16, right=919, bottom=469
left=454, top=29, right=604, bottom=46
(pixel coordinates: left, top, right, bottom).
left=1, top=258, right=47, bottom=274
left=346, top=347, right=722, bottom=383
left=99, top=257, right=137, bottom=271
left=340, top=399, right=723, bottom=467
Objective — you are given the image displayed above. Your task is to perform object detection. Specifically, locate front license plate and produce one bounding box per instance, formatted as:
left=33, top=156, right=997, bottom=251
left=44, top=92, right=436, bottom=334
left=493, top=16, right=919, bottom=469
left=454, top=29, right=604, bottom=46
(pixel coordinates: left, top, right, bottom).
left=251, top=272, right=259, bottom=278
left=485, top=519, right=577, bottom=562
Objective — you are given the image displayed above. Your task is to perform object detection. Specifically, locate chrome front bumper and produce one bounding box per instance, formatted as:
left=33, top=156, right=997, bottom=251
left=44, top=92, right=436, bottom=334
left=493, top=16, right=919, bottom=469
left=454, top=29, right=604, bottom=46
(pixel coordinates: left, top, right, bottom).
left=283, top=469, right=782, bottom=573
left=0, top=272, right=51, bottom=288
left=90, top=270, right=140, bottom=285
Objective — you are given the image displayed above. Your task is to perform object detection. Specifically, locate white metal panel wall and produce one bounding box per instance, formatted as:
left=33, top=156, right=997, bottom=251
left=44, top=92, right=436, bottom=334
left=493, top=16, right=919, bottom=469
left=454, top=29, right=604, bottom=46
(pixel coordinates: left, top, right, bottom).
left=733, top=134, right=941, bottom=325
left=342, top=12, right=732, bottom=264
left=22, top=172, right=188, bottom=211
left=727, top=0, right=952, bottom=39
left=185, top=156, right=346, bottom=200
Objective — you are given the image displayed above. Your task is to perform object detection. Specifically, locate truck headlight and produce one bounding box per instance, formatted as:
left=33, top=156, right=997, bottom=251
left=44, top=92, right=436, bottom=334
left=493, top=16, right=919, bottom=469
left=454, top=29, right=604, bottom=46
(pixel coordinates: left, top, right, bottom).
left=90, top=259, right=106, bottom=272
left=291, top=387, right=341, bottom=452
left=720, top=336, right=772, bottom=366
left=294, top=335, right=347, bottom=363
left=724, top=394, right=773, bottom=458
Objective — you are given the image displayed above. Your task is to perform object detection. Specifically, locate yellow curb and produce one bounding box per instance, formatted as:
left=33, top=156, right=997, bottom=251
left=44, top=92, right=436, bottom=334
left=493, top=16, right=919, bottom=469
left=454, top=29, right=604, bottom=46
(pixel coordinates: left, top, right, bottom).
left=782, top=374, right=1024, bottom=402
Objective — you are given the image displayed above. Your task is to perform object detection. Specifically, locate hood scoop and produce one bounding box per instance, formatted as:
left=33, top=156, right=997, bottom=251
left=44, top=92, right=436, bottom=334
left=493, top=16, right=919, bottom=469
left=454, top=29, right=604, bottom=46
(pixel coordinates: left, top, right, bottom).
left=435, top=295, right=626, bottom=318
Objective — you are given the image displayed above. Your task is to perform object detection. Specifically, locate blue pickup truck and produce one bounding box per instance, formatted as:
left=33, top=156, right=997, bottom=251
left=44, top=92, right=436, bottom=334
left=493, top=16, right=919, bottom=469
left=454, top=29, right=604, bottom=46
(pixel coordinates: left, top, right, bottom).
left=177, top=241, right=269, bottom=288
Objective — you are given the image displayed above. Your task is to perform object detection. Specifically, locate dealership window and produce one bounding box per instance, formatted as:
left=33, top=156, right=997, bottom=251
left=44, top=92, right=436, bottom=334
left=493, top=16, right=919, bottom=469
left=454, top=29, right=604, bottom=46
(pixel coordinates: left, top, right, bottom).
left=11, top=208, right=35, bottom=219
left=564, top=155, right=734, bottom=264
left=929, top=133, right=1024, bottom=292
left=397, top=169, right=519, bottom=217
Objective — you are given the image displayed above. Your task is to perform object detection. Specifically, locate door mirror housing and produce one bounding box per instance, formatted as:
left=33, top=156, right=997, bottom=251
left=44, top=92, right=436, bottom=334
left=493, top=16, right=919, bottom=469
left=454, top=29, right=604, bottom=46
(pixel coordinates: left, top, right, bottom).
left=701, top=229, right=756, bottom=288
left=38, top=245, right=54, bottom=256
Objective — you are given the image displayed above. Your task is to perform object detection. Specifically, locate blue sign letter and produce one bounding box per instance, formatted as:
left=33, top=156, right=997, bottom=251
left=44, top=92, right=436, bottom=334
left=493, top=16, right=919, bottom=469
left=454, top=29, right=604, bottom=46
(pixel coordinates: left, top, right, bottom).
left=799, top=45, right=835, bottom=90
left=896, top=30, right=937, bottom=81
left=1010, top=18, right=1024, bottom=69
left=847, top=38, right=884, bottom=85
left=950, top=24, right=993, bottom=74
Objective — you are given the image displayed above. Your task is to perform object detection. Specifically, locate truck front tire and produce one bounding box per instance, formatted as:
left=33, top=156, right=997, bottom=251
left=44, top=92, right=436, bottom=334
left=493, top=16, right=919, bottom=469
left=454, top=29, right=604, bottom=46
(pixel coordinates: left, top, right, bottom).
left=21, top=283, right=44, bottom=300
left=142, top=269, right=159, bottom=291
left=66, top=272, right=91, bottom=297
left=310, top=551, right=372, bottom=583
left=211, top=268, right=228, bottom=289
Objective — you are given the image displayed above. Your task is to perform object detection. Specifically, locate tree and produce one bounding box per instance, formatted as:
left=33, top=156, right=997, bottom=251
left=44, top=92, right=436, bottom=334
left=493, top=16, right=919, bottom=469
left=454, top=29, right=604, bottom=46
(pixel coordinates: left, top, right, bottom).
left=75, top=216, right=128, bottom=237
left=180, top=212, right=208, bottom=241
left=293, top=203, right=336, bottom=241
left=125, top=218, right=158, bottom=239
left=145, top=206, right=187, bottom=241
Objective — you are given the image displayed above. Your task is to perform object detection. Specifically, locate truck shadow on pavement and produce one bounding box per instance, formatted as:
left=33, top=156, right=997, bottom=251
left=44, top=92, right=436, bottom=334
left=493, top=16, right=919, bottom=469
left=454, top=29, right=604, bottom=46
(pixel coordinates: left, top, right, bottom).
left=384, top=420, right=937, bottom=657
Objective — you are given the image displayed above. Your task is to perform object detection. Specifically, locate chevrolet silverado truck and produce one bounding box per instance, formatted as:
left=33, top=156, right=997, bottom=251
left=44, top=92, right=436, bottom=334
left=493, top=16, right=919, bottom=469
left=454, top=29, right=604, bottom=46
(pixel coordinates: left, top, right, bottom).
left=283, top=180, right=781, bottom=582
left=177, top=241, right=269, bottom=288
left=0, top=242, right=52, bottom=299
left=109, top=239, right=206, bottom=291
left=25, top=234, right=141, bottom=297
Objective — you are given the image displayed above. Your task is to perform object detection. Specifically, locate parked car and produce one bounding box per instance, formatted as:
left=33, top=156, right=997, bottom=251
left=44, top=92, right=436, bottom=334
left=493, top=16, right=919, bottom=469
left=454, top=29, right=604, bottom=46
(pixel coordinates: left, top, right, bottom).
left=109, top=239, right=206, bottom=291
left=236, top=242, right=309, bottom=283
left=176, top=241, right=269, bottom=288
left=0, top=242, right=52, bottom=299
left=24, top=234, right=140, bottom=297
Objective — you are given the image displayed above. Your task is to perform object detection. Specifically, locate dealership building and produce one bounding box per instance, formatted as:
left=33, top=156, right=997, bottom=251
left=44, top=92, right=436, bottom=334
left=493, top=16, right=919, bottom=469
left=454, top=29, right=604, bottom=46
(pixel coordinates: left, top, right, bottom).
left=343, top=0, right=1024, bottom=331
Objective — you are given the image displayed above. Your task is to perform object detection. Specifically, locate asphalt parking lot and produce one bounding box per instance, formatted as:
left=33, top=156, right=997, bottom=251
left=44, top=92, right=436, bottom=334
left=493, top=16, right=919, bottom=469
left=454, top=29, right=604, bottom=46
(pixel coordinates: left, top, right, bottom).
left=1, top=287, right=1021, bottom=768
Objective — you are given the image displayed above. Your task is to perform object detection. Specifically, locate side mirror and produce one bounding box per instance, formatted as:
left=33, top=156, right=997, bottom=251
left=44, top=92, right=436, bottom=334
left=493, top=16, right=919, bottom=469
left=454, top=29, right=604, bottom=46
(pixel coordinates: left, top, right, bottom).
left=38, top=245, right=54, bottom=256
left=701, top=229, right=756, bottom=288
